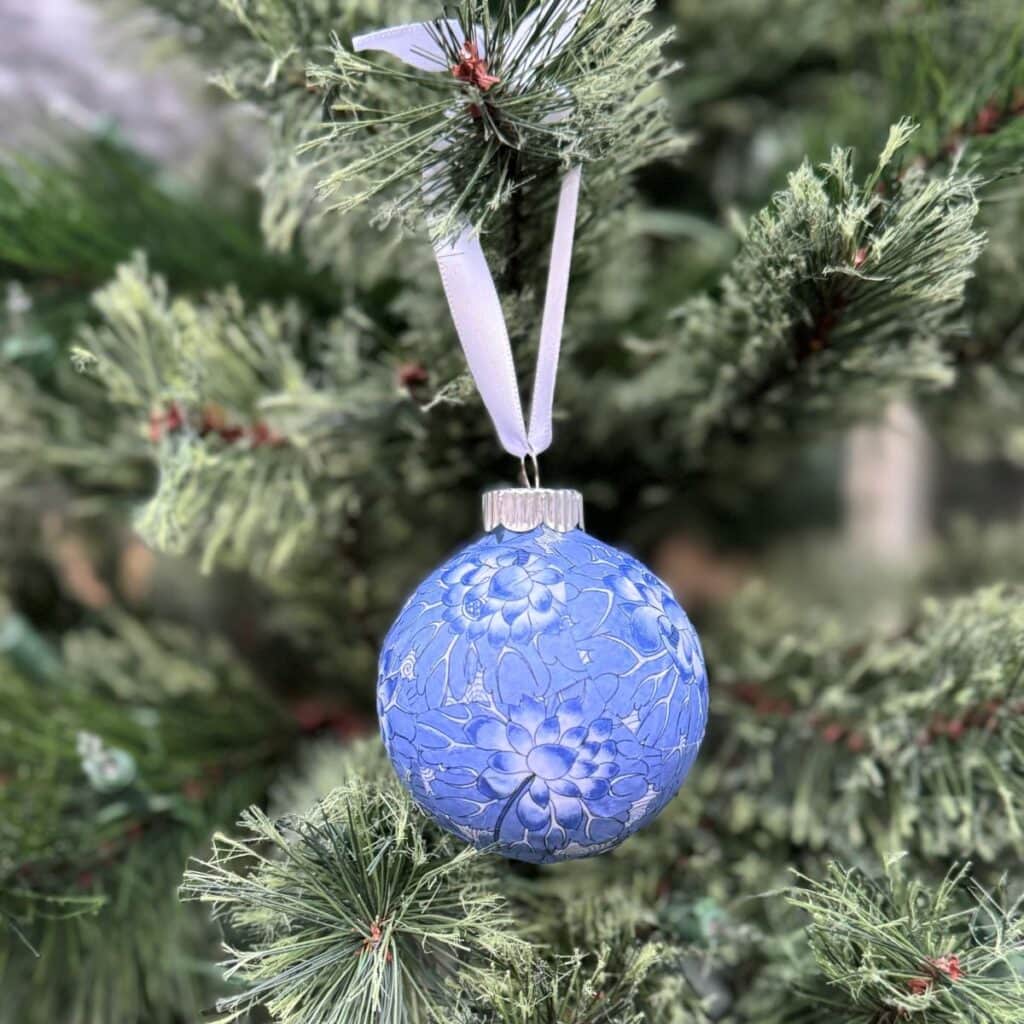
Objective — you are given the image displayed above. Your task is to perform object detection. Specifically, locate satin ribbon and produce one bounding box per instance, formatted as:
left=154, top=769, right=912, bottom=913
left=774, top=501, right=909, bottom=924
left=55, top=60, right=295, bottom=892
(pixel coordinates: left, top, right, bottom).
left=354, top=1, right=588, bottom=460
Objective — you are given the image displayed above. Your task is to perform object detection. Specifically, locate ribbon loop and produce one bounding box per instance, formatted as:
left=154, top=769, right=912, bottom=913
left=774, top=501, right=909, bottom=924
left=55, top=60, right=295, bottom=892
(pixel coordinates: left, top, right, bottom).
left=432, top=166, right=580, bottom=459
left=529, top=165, right=581, bottom=455
left=354, top=3, right=587, bottom=460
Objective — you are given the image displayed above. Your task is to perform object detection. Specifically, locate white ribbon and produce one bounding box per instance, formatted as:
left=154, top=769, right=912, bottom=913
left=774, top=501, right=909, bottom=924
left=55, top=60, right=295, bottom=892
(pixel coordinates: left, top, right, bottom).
left=354, top=1, right=589, bottom=460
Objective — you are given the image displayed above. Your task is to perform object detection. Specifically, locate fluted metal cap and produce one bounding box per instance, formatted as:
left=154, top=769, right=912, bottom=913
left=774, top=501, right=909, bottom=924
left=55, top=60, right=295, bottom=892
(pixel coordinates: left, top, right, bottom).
left=482, top=488, right=585, bottom=534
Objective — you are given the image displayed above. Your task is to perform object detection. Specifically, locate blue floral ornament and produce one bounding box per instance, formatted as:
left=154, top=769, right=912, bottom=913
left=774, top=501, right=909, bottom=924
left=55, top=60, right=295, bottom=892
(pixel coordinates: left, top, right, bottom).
left=378, top=525, right=708, bottom=863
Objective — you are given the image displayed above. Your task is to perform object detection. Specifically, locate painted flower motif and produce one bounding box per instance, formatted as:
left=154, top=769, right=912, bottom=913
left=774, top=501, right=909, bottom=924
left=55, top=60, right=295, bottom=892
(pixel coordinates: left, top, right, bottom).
left=606, top=558, right=702, bottom=671
left=441, top=546, right=568, bottom=647
left=470, top=696, right=649, bottom=853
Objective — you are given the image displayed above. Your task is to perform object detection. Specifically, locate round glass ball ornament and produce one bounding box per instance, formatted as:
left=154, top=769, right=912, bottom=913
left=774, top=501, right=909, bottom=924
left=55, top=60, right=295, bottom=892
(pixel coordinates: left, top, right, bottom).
left=377, top=489, right=709, bottom=863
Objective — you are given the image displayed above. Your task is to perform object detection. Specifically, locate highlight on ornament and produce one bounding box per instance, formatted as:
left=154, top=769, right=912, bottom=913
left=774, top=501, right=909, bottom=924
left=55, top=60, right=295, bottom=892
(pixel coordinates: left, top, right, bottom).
left=378, top=488, right=709, bottom=863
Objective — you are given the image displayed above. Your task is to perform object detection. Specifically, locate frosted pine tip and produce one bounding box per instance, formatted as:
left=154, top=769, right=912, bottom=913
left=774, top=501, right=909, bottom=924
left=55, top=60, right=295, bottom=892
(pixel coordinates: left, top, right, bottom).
left=397, top=361, right=430, bottom=391
left=360, top=920, right=394, bottom=962
left=908, top=953, right=964, bottom=995
left=930, top=955, right=964, bottom=982
left=452, top=40, right=500, bottom=91
left=148, top=402, right=186, bottom=442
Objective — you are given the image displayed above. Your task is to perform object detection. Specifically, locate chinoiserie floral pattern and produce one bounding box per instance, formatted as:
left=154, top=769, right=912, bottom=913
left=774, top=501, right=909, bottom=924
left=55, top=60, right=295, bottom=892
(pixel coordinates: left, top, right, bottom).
left=378, top=526, right=709, bottom=863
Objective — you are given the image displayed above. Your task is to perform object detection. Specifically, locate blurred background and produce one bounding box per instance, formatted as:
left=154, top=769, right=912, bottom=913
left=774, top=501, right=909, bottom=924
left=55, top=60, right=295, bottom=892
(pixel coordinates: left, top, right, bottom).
left=3, top=1, right=1024, bottom=1021
left=0, top=2, right=948, bottom=579
left=5, top=0, right=1018, bottom=631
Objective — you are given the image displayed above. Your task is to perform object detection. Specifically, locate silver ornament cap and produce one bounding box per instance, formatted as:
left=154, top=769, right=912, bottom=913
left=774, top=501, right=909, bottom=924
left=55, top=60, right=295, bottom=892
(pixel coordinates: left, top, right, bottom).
left=482, top=488, right=585, bottom=534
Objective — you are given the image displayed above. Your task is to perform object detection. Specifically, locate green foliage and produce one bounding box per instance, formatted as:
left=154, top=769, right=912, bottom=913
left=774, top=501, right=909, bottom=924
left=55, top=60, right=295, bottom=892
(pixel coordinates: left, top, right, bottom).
left=930, top=181, right=1024, bottom=464
left=144, top=0, right=428, bottom=277
left=516, top=889, right=695, bottom=1024
left=60, top=121, right=1003, bottom=589
left=144, top=0, right=417, bottom=66
left=6, top=0, right=1024, bottom=1020
left=270, top=735, right=394, bottom=816
left=0, top=134, right=335, bottom=328
left=308, top=0, right=680, bottom=239
left=887, top=1, right=1024, bottom=175
left=202, top=742, right=698, bottom=1023
left=704, top=584, right=1024, bottom=862
left=75, top=256, right=411, bottom=575
left=0, top=362, right=150, bottom=506
left=219, top=0, right=419, bottom=57
left=615, top=123, right=986, bottom=466
left=450, top=940, right=686, bottom=1024
left=0, top=826, right=217, bottom=1024
left=181, top=782, right=530, bottom=1024
left=0, top=609, right=293, bottom=1024
left=785, top=859, right=1024, bottom=1023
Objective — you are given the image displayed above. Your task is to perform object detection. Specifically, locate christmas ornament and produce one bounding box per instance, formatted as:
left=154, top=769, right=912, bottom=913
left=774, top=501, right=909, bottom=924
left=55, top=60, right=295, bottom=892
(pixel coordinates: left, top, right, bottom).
left=379, top=490, right=708, bottom=863
left=362, top=1, right=708, bottom=862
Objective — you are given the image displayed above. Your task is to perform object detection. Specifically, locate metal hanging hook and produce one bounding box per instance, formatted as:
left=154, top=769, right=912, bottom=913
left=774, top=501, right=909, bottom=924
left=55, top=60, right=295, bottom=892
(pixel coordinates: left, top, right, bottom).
left=518, top=453, right=542, bottom=489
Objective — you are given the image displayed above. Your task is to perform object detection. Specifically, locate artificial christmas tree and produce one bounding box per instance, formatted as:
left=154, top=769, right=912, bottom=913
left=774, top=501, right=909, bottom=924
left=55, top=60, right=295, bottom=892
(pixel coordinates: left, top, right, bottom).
left=2, top=1, right=1024, bottom=1022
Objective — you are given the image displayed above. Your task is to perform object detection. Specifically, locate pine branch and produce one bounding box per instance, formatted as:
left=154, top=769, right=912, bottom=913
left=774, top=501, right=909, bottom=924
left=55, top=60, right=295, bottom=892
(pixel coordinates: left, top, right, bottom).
left=926, top=180, right=1024, bottom=463
left=181, top=777, right=530, bottom=1024
left=890, top=4, right=1024, bottom=178
left=133, top=0, right=436, bottom=281
left=221, top=737, right=697, bottom=1024
left=611, top=122, right=988, bottom=469
left=306, top=0, right=681, bottom=240
left=72, top=256, right=414, bottom=576
left=136, top=0, right=420, bottom=67
left=0, top=364, right=150, bottom=506
left=0, top=826, right=218, bottom=1024
left=783, top=859, right=1024, bottom=1023
left=0, top=609, right=294, bottom=1024
left=0, top=135, right=335, bottom=322
left=701, top=584, right=1024, bottom=863
left=449, top=939, right=685, bottom=1024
